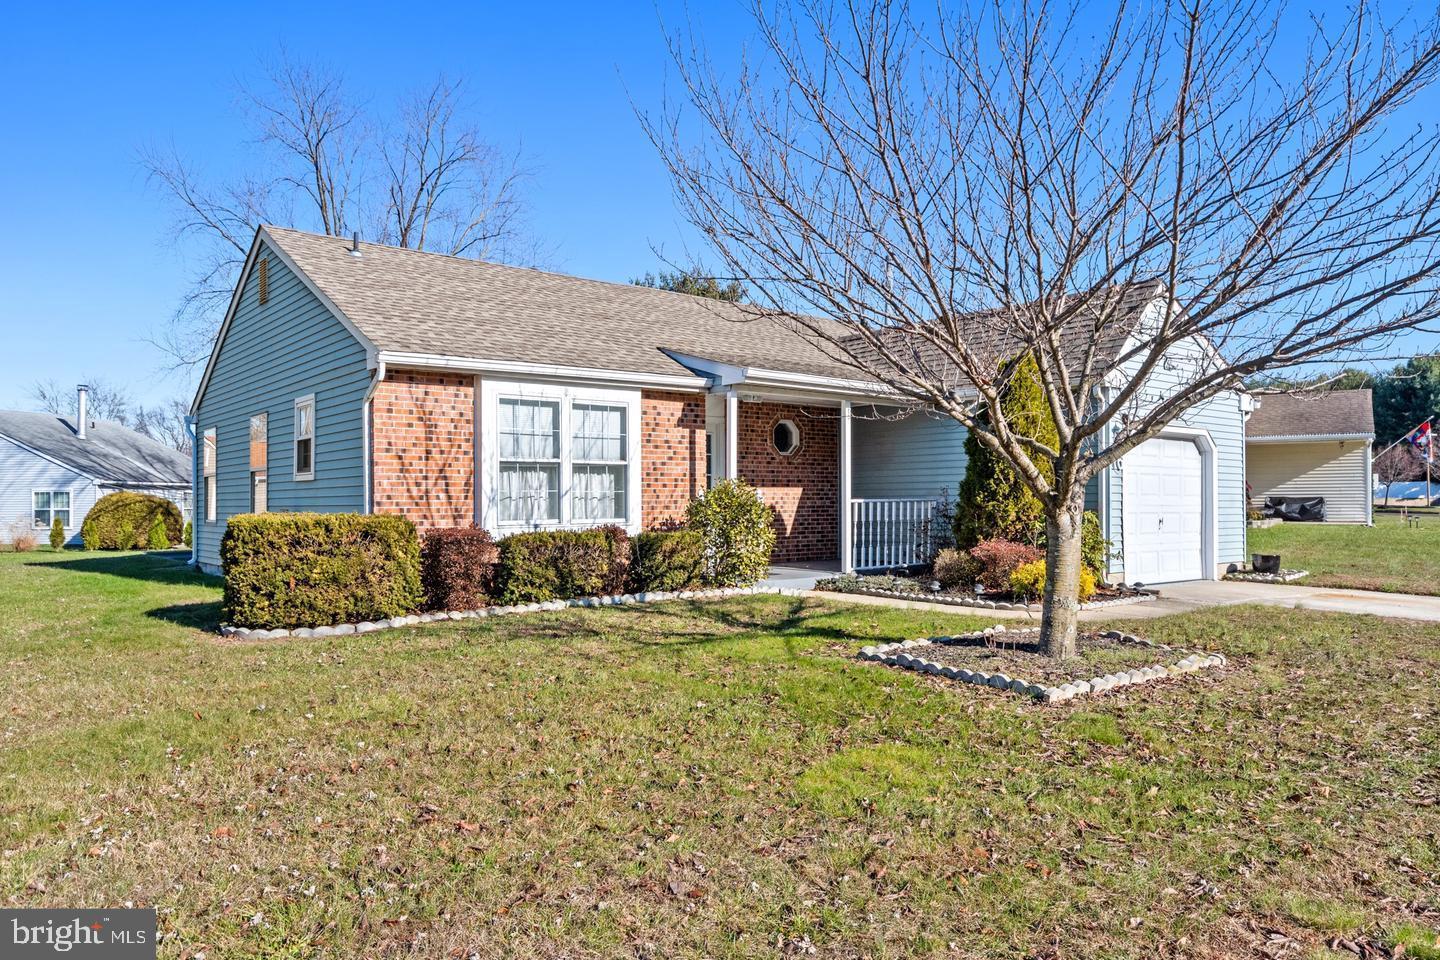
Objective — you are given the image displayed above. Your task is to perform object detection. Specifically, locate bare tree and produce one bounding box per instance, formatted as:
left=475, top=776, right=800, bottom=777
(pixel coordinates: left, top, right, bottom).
left=144, top=58, right=535, bottom=369
left=648, top=0, right=1440, bottom=656
left=377, top=78, right=531, bottom=259
left=30, top=379, right=133, bottom=426
left=134, top=399, right=194, bottom=455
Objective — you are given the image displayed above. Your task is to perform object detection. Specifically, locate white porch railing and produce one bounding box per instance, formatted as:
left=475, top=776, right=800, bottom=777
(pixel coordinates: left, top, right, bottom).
left=850, top=497, right=941, bottom=571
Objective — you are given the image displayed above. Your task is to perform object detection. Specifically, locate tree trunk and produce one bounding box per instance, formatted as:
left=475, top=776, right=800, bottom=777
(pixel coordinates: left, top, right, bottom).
left=1040, top=495, right=1086, bottom=659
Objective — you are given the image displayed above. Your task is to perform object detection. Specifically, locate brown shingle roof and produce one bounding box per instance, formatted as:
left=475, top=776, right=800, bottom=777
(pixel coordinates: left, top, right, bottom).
left=264, top=227, right=862, bottom=381
left=1246, top=388, right=1375, bottom=439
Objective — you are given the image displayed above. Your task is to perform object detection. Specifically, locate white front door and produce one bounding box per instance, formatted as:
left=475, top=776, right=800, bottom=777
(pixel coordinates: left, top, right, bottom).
left=1123, top=437, right=1205, bottom=584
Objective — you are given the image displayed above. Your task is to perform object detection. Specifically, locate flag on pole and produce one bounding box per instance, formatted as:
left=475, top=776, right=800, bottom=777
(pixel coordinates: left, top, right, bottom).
left=1406, top=420, right=1432, bottom=456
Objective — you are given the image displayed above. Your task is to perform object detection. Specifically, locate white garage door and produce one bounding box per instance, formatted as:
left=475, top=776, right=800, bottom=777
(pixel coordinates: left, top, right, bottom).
left=1124, top=437, right=1205, bottom=584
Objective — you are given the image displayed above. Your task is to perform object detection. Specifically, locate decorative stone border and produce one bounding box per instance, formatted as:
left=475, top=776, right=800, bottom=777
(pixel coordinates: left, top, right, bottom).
left=857, top=626, right=1228, bottom=704
left=1225, top=569, right=1309, bottom=584
left=828, top=586, right=1157, bottom=613
left=218, top=585, right=802, bottom=640
left=1246, top=518, right=1284, bottom=529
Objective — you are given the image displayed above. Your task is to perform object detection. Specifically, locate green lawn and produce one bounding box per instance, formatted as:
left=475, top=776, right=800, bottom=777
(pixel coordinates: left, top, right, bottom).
left=1, top=549, right=1438, bottom=958
left=1249, top=511, right=1440, bottom=595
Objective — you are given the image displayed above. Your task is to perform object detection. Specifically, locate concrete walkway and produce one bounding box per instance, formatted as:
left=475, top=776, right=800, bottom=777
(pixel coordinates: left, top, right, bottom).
left=798, top=578, right=1440, bottom=623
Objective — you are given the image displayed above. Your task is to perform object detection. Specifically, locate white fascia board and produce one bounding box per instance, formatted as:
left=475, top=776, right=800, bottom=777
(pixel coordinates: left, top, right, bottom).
left=377, top=351, right=709, bottom=391
left=1246, top=433, right=1375, bottom=444
left=190, top=226, right=381, bottom=416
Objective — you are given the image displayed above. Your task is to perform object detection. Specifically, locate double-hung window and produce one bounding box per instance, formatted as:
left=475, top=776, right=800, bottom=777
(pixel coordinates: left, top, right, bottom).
left=497, top=398, right=561, bottom=523
left=249, top=413, right=268, bottom=513
left=571, top=403, right=628, bottom=522
left=33, top=491, right=71, bottom=528
left=202, top=428, right=217, bottom=523
left=293, top=395, right=315, bottom=481
left=487, top=383, right=637, bottom=531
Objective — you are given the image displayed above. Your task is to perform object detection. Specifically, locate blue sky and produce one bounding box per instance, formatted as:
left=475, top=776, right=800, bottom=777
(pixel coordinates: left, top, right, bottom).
left=0, top=1, right=734, bottom=411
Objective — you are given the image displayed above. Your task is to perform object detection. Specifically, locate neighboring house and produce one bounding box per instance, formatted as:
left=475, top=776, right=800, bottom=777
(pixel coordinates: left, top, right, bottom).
left=189, top=226, right=1251, bottom=584
left=1245, top=389, right=1374, bottom=523
left=0, top=386, right=192, bottom=545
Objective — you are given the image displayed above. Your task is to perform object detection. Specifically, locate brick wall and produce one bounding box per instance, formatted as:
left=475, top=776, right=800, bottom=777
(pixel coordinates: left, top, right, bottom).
left=640, top=390, right=707, bottom=528
left=737, top=400, right=838, bottom=563
left=371, top=370, right=474, bottom=530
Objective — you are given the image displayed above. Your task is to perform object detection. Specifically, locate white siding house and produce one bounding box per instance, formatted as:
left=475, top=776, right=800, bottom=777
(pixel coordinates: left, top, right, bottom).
left=0, top=391, right=191, bottom=546
left=1245, top=389, right=1374, bottom=524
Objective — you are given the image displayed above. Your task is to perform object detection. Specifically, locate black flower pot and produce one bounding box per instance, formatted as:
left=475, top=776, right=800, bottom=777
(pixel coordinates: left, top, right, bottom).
left=1251, top=553, right=1281, bottom=575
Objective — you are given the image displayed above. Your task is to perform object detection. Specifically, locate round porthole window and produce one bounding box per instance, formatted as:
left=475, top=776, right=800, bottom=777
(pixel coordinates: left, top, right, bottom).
left=772, top=419, right=801, bottom=456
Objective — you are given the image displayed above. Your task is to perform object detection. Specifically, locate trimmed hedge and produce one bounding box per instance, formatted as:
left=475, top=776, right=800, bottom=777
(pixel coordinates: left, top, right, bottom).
left=420, top=526, right=500, bottom=611
left=629, top=529, right=706, bottom=592
left=82, top=492, right=183, bottom=550
left=221, top=513, right=422, bottom=629
left=497, top=526, right=630, bottom=603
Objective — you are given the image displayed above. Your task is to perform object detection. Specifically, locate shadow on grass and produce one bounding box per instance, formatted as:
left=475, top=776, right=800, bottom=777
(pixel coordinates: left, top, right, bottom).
left=27, top=551, right=216, bottom=587
left=147, top=600, right=224, bottom=632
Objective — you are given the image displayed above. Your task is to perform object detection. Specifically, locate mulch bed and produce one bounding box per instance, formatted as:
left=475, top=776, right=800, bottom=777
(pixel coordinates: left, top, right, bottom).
left=922, top=631, right=1171, bottom=684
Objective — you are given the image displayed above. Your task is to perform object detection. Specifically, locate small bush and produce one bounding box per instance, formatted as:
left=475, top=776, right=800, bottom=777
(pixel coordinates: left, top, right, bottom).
left=82, top=492, right=183, bottom=551
left=1080, top=510, right=1109, bottom=576
left=146, top=514, right=170, bottom=550
left=629, top=529, right=706, bottom=592
left=686, top=480, right=776, bottom=587
left=1009, top=559, right=1096, bottom=601
left=81, top=519, right=99, bottom=550
left=420, top=527, right=500, bottom=611
left=969, top=538, right=1044, bottom=593
left=183, top=521, right=193, bottom=547
left=497, top=528, right=629, bottom=603
left=932, top=548, right=976, bottom=590
left=221, top=513, right=422, bottom=629
left=49, top=518, right=65, bottom=550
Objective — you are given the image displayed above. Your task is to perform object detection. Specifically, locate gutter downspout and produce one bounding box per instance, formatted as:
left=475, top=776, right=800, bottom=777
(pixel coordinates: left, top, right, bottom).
left=185, top=415, right=199, bottom=567
left=361, top=362, right=386, bottom=513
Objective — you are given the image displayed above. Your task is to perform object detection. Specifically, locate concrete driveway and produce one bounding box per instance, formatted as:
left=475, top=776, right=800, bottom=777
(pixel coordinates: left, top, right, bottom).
left=800, top=578, right=1440, bottom=623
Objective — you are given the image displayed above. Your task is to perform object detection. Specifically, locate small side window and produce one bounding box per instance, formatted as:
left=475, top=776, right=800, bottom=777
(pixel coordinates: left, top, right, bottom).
left=293, top=396, right=315, bottom=481
left=202, top=428, right=218, bottom=523
left=249, top=413, right=268, bottom=513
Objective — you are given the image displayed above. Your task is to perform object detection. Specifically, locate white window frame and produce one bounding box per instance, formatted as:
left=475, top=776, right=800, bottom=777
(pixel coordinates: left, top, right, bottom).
left=772, top=418, right=801, bottom=456
left=293, top=394, right=315, bottom=482
left=202, top=428, right=218, bottom=523
left=32, top=489, right=72, bottom=529
left=479, top=379, right=642, bottom=535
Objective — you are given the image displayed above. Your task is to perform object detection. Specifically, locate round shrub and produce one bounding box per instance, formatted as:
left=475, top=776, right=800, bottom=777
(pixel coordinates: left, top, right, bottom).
left=686, top=479, right=776, bottom=587
left=968, top=539, right=1044, bottom=593
left=630, top=529, right=706, bottom=592
left=497, top=528, right=629, bottom=604
left=82, top=492, right=183, bottom=550
left=1009, top=559, right=1096, bottom=601
left=932, top=548, right=975, bottom=590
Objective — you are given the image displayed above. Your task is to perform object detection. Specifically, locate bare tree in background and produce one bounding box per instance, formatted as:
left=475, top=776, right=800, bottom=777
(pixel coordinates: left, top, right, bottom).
left=134, top=399, right=194, bottom=455
left=1374, top=443, right=1423, bottom=506
left=30, top=380, right=134, bottom=426
left=144, top=57, right=536, bottom=369
left=378, top=78, right=530, bottom=257
left=649, top=0, right=1440, bottom=656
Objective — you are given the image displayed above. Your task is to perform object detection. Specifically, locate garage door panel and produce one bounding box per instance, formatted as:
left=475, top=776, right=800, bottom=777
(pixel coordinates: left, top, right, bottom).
left=1124, top=437, right=1204, bottom=584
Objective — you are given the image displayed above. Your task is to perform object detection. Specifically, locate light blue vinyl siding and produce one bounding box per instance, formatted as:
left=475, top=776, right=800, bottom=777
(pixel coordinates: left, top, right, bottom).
left=192, top=243, right=372, bottom=571
left=852, top=407, right=965, bottom=500
left=0, top=437, right=98, bottom=545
